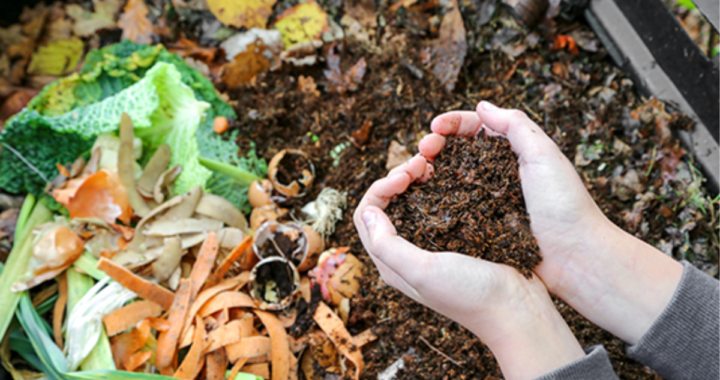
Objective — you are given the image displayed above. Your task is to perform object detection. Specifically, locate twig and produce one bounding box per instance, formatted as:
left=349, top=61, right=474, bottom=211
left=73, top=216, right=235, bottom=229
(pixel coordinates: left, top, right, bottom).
left=418, top=336, right=463, bottom=367
left=1, top=142, right=50, bottom=183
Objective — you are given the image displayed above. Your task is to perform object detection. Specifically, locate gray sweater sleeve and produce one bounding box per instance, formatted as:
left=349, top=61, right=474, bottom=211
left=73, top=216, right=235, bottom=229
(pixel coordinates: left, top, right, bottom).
left=627, top=261, right=719, bottom=380
left=536, top=261, right=719, bottom=380
left=535, top=345, right=619, bottom=380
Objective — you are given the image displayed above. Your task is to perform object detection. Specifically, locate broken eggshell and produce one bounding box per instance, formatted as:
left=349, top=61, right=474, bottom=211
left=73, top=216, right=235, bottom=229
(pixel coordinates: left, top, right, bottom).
left=253, top=221, right=323, bottom=271
left=297, top=225, right=324, bottom=272
left=249, top=204, right=286, bottom=231
left=267, top=149, right=315, bottom=198
left=249, top=256, right=300, bottom=311
left=248, top=179, right=275, bottom=208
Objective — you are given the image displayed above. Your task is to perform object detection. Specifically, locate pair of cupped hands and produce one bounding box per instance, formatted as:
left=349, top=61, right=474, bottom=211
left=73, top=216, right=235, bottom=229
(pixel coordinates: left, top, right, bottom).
left=353, top=102, right=684, bottom=379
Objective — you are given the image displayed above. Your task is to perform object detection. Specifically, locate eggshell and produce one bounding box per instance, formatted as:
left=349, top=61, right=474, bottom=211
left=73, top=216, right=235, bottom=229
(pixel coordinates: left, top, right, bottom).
left=248, top=179, right=275, bottom=208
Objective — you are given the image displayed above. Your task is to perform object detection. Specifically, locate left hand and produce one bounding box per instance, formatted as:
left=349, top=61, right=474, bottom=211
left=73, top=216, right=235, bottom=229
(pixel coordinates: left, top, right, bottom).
left=353, top=155, right=585, bottom=380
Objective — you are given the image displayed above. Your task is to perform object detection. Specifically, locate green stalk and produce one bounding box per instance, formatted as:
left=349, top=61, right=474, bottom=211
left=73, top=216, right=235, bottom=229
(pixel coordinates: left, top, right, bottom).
left=66, top=269, right=115, bottom=371
left=66, top=268, right=94, bottom=312
left=14, top=194, right=35, bottom=242
left=79, top=325, right=115, bottom=371
left=0, top=201, right=52, bottom=342
left=72, top=253, right=107, bottom=282
left=199, top=156, right=262, bottom=186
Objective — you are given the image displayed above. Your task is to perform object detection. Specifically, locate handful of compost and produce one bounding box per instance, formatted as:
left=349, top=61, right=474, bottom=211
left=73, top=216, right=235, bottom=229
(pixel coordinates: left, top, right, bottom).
left=386, top=132, right=542, bottom=277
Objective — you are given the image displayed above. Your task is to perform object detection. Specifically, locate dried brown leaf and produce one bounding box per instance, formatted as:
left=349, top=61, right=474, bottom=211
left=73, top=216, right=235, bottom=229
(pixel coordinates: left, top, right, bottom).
left=430, top=0, right=466, bottom=92
left=221, top=41, right=270, bottom=89
left=118, top=0, right=154, bottom=44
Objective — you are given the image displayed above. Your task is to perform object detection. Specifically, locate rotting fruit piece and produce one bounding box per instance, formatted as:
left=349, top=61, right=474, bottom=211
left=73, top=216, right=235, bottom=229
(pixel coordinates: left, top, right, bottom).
left=386, top=132, right=542, bottom=277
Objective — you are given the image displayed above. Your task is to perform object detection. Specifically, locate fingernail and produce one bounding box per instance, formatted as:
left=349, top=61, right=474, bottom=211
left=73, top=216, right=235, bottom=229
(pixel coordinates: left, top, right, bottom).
left=362, top=210, right=376, bottom=232
left=481, top=101, right=498, bottom=111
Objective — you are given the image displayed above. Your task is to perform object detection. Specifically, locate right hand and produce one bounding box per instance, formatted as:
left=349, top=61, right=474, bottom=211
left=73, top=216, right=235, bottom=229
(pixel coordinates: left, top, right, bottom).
left=420, top=101, right=683, bottom=344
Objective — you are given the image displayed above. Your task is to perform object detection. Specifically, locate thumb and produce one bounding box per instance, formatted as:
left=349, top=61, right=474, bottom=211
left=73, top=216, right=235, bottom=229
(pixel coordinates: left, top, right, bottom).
left=360, top=206, right=430, bottom=284
left=476, top=101, right=560, bottom=162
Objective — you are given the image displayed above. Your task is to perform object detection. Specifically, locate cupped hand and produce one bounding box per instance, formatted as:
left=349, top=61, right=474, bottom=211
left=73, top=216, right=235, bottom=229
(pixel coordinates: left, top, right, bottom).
left=421, top=101, right=683, bottom=345
left=353, top=155, right=585, bottom=379
left=419, top=102, right=611, bottom=296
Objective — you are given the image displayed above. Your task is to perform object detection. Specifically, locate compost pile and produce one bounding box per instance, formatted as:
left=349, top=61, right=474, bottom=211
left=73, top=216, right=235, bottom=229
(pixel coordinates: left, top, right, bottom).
left=0, top=0, right=718, bottom=380
left=386, top=133, right=541, bottom=277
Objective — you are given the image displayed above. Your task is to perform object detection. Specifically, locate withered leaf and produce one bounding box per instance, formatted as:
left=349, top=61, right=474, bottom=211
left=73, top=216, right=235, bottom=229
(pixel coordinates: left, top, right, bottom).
left=274, top=1, right=329, bottom=48
left=117, top=0, right=154, bottom=44
left=207, top=0, right=277, bottom=29
left=386, top=140, right=412, bottom=170
left=430, top=0, right=466, bottom=92
left=323, top=49, right=366, bottom=94
left=221, top=40, right=270, bottom=89
left=67, top=0, right=122, bottom=37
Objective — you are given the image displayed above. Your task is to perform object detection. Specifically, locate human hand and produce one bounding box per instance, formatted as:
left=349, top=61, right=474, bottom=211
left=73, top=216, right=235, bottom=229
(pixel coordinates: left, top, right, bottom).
left=353, top=155, right=585, bottom=380
left=421, top=101, right=683, bottom=344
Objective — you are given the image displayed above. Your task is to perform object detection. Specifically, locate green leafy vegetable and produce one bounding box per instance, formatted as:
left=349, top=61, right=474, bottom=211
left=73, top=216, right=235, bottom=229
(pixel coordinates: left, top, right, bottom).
left=200, top=141, right=267, bottom=213
left=1, top=40, right=264, bottom=211
left=0, top=200, right=53, bottom=342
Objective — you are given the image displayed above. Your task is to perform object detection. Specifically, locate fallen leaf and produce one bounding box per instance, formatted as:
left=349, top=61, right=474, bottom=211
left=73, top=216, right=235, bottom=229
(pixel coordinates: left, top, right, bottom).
left=20, top=3, right=49, bottom=40
left=386, top=141, right=412, bottom=170
left=118, top=0, right=154, bottom=44
left=323, top=49, right=366, bottom=94
left=1, top=89, right=38, bottom=121
left=344, top=0, right=377, bottom=27
left=67, top=0, right=122, bottom=37
left=46, top=4, right=73, bottom=42
left=430, top=0, right=466, bottom=92
left=274, top=1, right=329, bottom=48
left=611, top=169, right=644, bottom=201
left=27, top=38, right=84, bottom=76
left=220, top=28, right=284, bottom=70
left=221, top=40, right=270, bottom=89
left=0, top=25, right=24, bottom=50
left=351, top=120, right=373, bottom=145
left=298, top=75, right=320, bottom=97
left=207, top=0, right=277, bottom=29
left=168, top=38, right=219, bottom=64
left=551, top=34, right=579, bottom=55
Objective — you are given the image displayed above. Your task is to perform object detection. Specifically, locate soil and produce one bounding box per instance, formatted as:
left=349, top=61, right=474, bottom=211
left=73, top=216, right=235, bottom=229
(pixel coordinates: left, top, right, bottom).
left=386, top=133, right=541, bottom=277
left=226, top=23, right=719, bottom=377
left=196, top=3, right=720, bottom=378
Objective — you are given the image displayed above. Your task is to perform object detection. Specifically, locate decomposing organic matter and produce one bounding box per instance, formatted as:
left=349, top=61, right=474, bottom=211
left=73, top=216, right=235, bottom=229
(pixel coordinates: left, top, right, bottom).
left=387, top=132, right=541, bottom=277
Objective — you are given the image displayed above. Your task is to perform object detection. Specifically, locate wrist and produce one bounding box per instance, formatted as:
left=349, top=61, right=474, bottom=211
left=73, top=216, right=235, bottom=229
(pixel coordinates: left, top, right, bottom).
left=471, top=277, right=585, bottom=380
left=548, top=221, right=683, bottom=344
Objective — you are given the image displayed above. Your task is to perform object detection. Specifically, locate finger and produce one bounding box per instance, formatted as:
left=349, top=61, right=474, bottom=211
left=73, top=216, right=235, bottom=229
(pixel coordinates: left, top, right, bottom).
left=418, top=133, right=445, bottom=159
left=420, top=163, right=434, bottom=182
left=430, top=111, right=483, bottom=137
left=360, top=173, right=413, bottom=211
left=476, top=101, right=560, bottom=162
left=387, top=154, right=427, bottom=178
left=359, top=206, right=434, bottom=288
left=353, top=172, right=413, bottom=247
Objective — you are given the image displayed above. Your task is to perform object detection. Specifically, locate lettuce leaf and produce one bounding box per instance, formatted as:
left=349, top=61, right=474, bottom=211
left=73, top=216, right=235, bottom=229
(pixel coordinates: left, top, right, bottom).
left=1, top=40, right=262, bottom=211
left=0, top=62, right=211, bottom=196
